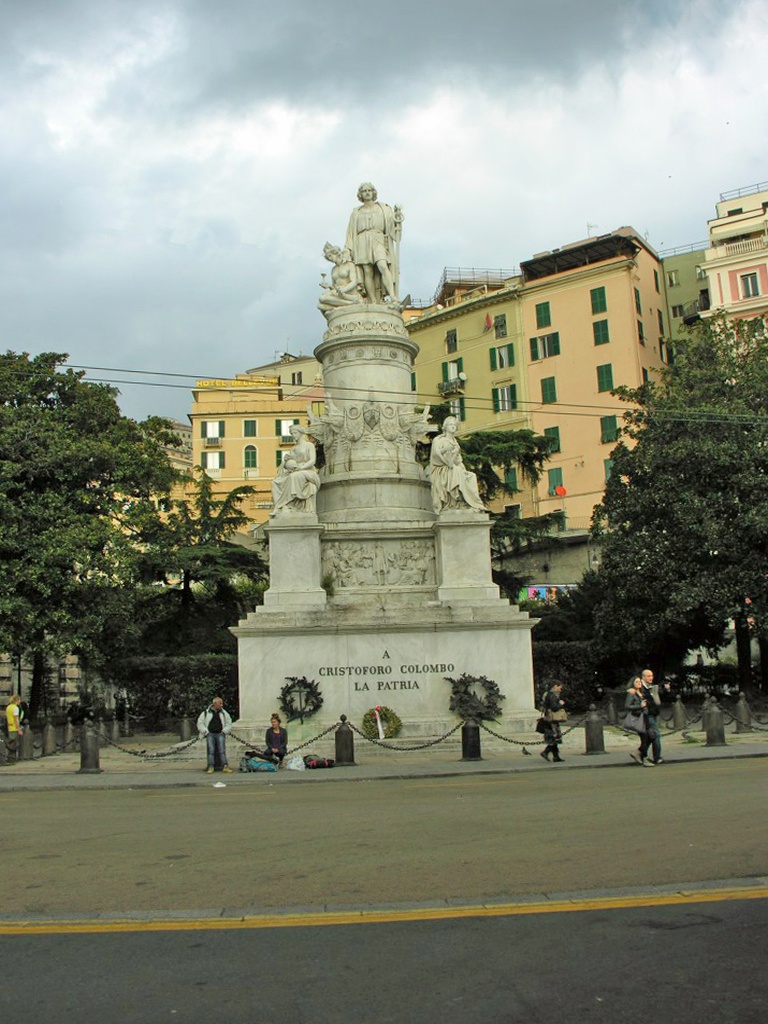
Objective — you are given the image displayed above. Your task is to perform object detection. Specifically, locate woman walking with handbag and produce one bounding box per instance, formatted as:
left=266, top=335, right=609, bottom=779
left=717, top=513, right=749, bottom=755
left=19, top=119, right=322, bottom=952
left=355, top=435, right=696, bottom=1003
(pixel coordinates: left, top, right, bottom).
left=540, top=682, right=567, bottom=763
left=624, top=675, right=654, bottom=766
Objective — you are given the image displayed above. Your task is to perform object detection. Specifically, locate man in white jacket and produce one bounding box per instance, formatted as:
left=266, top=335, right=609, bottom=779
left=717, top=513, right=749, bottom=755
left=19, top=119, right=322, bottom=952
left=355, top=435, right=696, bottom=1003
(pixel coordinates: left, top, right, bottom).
left=196, top=697, right=233, bottom=774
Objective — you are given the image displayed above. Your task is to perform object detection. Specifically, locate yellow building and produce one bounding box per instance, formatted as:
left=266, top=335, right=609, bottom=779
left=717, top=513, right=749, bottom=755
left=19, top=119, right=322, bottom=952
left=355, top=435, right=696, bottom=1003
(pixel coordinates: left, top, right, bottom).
left=189, top=353, right=322, bottom=527
left=407, top=228, right=668, bottom=526
left=703, top=182, right=768, bottom=319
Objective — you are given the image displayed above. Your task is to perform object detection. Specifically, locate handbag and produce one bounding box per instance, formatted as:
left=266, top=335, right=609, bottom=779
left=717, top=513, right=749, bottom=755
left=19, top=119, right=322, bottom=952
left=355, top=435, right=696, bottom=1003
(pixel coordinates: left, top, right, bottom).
left=622, top=710, right=646, bottom=734
left=535, top=717, right=547, bottom=734
left=549, top=709, right=568, bottom=722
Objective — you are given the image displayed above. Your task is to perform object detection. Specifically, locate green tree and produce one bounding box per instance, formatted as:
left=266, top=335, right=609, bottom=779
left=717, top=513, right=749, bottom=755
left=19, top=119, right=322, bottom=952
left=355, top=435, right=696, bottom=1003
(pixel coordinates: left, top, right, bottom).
left=0, top=351, right=180, bottom=716
left=592, top=313, right=768, bottom=685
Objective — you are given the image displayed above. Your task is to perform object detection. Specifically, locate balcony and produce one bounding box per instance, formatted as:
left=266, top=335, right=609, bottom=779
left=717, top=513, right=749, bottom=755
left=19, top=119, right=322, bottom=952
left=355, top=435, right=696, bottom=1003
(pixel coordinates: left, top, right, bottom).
left=438, top=375, right=466, bottom=397
left=243, top=467, right=260, bottom=479
left=710, top=235, right=768, bottom=259
left=204, top=436, right=222, bottom=447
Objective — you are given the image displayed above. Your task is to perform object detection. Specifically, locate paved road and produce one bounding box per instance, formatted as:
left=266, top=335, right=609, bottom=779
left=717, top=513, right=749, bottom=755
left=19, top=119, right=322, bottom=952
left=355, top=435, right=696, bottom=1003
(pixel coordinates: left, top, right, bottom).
left=3, top=758, right=766, bottom=918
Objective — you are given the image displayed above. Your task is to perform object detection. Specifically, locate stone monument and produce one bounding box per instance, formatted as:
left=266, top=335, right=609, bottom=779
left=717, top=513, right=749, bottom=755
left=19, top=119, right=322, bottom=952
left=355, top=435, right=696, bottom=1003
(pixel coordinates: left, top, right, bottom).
left=232, top=183, right=536, bottom=741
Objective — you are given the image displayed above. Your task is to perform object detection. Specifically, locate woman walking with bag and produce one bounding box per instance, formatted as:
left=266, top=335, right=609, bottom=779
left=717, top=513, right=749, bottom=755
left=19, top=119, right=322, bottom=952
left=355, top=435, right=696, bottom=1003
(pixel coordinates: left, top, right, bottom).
left=624, top=675, right=654, bottom=766
left=540, top=682, right=567, bottom=763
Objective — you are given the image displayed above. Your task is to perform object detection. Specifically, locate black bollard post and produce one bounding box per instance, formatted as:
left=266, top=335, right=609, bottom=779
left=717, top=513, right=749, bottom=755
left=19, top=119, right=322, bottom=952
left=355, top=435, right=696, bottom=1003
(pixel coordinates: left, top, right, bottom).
left=63, top=721, right=75, bottom=752
left=461, top=718, right=482, bottom=761
left=42, top=721, right=57, bottom=757
left=606, top=694, right=618, bottom=726
left=179, top=717, right=192, bottom=742
left=78, top=721, right=103, bottom=774
left=584, top=704, right=606, bottom=755
left=335, top=715, right=356, bottom=766
left=705, top=698, right=727, bottom=747
left=734, top=692, right=751, bottom=733
left=672, top=695, right=687, bottom=731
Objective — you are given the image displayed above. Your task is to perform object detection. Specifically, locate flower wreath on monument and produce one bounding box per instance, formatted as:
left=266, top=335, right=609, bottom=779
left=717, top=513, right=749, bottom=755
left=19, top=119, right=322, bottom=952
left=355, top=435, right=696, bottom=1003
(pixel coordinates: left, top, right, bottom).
left=278, top=677, right=324, bottom=723
left=445, top=673, right=505, bottom=721
left=361, top=705, right=403, bottom=739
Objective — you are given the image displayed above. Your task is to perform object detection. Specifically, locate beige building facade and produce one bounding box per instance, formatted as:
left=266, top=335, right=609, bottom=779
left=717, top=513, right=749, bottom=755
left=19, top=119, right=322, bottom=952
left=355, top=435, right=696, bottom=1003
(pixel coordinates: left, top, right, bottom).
left=406, top=228, right=668, bottom=528
left=703, top=182, right=768, bottom=320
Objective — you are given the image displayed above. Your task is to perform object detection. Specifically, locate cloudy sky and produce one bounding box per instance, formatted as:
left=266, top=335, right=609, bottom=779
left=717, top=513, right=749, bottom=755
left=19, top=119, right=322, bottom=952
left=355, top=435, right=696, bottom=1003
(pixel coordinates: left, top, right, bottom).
left=1, top=0, right=766, bottom=422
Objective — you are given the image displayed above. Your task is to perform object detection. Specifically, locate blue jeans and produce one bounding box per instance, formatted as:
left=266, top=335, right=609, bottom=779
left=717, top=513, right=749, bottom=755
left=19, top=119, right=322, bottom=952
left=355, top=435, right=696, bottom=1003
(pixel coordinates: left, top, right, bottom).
left=206, top=732, right=228, bottom=768
left=640, top=719, right=662, bottom=762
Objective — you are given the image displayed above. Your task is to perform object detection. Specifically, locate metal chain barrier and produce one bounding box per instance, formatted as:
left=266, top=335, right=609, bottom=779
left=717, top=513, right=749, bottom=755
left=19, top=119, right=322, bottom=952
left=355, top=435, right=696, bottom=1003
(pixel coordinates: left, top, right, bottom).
left=100, top=732, right=202, bottom=759
left=230, top=721, right=340, bottom=756
left=478, top=714, right=588, bottom=747
left=347, top=719, right=463, bottom=751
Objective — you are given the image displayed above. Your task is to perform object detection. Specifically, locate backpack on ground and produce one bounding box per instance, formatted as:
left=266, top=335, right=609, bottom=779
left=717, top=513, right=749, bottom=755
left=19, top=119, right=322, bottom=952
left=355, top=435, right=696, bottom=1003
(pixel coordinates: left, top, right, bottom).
left=303, top=754, right=335, bottom=769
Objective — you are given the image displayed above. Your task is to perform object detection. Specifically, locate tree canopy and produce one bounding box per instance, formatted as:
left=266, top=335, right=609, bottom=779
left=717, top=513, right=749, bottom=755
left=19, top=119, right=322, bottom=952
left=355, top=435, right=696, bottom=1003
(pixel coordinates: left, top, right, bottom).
left=592, top=313, right=768, bottom=680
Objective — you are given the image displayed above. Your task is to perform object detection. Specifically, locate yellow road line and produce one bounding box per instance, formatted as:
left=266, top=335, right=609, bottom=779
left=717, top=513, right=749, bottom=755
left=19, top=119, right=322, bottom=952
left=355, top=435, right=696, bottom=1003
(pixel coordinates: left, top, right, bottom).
left=2, top=885, right=766, bottom=936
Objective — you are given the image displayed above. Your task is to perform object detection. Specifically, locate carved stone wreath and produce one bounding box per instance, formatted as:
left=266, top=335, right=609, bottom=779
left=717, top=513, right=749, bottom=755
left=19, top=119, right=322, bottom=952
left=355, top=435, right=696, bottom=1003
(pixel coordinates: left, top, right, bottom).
left=278, top=677, right=324, bottom=723
left=361, top=705, right=403, bottom=739
left=445, top=674, right=505, bottom=721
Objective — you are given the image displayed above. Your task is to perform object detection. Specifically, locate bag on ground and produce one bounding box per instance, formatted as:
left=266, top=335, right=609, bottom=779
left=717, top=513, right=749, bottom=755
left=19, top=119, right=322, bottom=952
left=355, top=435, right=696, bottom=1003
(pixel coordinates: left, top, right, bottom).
left=303, top=754, right=335, bottom=769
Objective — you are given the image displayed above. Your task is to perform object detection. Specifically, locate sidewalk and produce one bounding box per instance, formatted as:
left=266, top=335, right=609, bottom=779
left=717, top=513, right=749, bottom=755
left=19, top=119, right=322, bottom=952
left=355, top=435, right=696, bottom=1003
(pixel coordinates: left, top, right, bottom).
left=1, top=722, right=767, bottom=791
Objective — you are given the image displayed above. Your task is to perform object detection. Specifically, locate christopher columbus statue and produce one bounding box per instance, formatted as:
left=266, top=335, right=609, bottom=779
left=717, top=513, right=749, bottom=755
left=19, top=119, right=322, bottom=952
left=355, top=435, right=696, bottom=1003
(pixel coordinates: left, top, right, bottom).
left=345, top=182, right=403, bottom=303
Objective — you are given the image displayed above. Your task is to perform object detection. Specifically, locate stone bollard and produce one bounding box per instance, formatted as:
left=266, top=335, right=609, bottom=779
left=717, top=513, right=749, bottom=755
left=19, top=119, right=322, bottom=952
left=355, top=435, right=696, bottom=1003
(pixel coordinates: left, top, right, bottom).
left=334, top=715, right=356, bottom=766
left=672, top=695, right=687, bottom=731
left=734, top=692, right=752, bottom=733
left=179, top=717, right=192, bottom=742
left=705, top=697, right=727, bottom=747
left=78, top=721, right=103, bottom=774
left=584, top=704, right=606, bottom=755
left=461, top=718, right=482, bottom=761
left=605, top=694, right=618, bottom=727
left=63, top=721, right=75, bottom=751
left=19, top=727, right=35, bottom=761
left=110, top=718, right=121, bottom=744
left=42, top=721, right=57, bottom=757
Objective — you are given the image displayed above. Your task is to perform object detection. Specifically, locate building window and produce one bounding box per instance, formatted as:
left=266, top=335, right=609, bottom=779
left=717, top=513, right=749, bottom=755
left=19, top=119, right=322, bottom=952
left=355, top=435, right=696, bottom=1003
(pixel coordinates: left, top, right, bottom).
left=590, top=287, right=607, bottom=315
left=671, top=304, right=685, bottom=318
left=535, top=302, right=551, bottom=329
left=696, top=265, right=708, bottom=280
left=244, top=445, right=258, bottom=469
left=530, top=332, right=560, bottom=360
left=544, top=426, right=561, bottom=453
left=653, top=269, right=660, bottom=292
left=201, top=451, right=225, bottom=470
left=593, top=320, right=610, bottom=346
left=276, top=418, right=299, bottom=440
left=490, top=343, right=514, bottom=370
left=547, top=467, right=564, bottom=496
left=666, top=269, right=679, bottom=288
left=634, top=288, right=642, bottom=315
left=741, top=273, right=760, bottom=298
left=600, top=415, right=618, bottom=444
left=504, top=468, right=518, bottom=492
left=492, top=385, right=517, bottom=412
left=494, top=314, right=508, bottom=339
left=642, top=367, right=650, bottom=383
left=541, top=376, right=557, bottom=404
left=449, top=397, right=466, bottom=421
left=604, top=458, right=614, bottom=482
left=657, top=310, right=664, bottom=333
left=202, top=420, right=225, bottom=439
left=244, top=419, right=257, bottom=437
left=638, top=320, right=645, bottom=345
left=660, top=341, right=675, bottom=365
left=291, top=371, right=303, bottom=385
left=446, top=329, right=458, bottom=353
left=596, top=364, right=614, bottom=392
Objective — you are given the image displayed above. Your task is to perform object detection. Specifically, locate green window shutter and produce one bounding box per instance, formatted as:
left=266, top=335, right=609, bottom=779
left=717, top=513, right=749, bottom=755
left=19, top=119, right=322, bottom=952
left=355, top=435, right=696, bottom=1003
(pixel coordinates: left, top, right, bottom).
left=275, top=419, right=282, bottom=436
left=490, top=347, right=498, bottom=371
left=504, top=467, right=518, bottom=491
left=600, top=415, right=618, bottom=443
left=544, top=426, right=561, bottom=453
left=547, top=467, right=563, bottom=495
left=596, top=364, right=614, bottom=392
left=492, top=387, right=500, bottom=413
left=653, top=269, right=660, bottom=293
left=536, top=302, right=551, bottom=328
left=529, top=337, right=540, bottom=361
left=510, top=384, right=518, bottom=409
left=590, top=287, right=607, bottom=314
left=293, top=418, right=300, bottom=426
left=244, top=446, right=257, bottom=469
left=201, top=422, right=206, bottom=438
left=634, top=288, right=642, bottom=315
left=276, top=450, right=283, bottom=467
left=244, top=420, right=256, bottom=437
left=550, top=332, right=561, bottom=356
left=219, top=451, right=226, bottom=469
left=457, top=357, right=464, bottom=374
left=604, top=458, right=614, bottom=482
left=541, top=376, right=557, bottom=404
left=506, top=343, right=515, bottom=366
left=593, top=320, right=610, bottom=345
left=441, top=361, right=449, bottom=382
left=411, top=372, right=417, bottom=392
left=218, top=421, right=225, bottom=438
left=459, top=397, right=466, bottom=421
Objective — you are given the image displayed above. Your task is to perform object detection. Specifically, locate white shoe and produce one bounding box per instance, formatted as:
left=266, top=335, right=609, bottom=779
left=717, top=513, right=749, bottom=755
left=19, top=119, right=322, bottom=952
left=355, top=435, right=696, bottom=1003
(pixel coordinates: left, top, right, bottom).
left=642, top=758, right=656, bottom=767
left=629, top=751, right=642, bottom=765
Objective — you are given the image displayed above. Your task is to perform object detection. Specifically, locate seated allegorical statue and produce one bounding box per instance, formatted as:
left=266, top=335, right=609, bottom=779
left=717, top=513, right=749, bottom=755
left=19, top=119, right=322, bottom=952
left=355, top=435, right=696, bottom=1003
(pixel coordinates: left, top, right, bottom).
left=271, top=425, right=321, bottom=515
left=429, top=416, right=488, bottom=515
left=318, top=243, right=361, bottom=311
